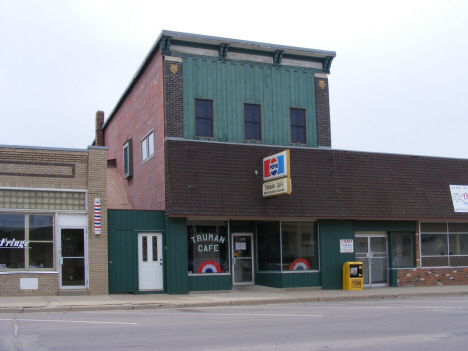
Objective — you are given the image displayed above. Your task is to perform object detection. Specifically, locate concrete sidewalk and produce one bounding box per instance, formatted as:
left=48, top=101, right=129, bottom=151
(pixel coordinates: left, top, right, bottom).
left=1, top=285, right=468, bottom=314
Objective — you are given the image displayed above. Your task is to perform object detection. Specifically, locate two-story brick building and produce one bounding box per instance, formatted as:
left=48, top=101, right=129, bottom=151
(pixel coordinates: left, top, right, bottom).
left=100, top=31, right=468, bottom=294
left=0, top=145, right=108, bottom=296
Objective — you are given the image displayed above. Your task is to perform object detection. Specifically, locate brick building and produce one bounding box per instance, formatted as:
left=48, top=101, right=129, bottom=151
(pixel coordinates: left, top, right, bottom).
left=0, top=145, right=108, bottom=296
left=100, top=31, right=468, bottom=294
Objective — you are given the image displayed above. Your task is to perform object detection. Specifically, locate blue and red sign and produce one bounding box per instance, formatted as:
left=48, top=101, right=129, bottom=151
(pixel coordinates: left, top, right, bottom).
left=263, top=150, right=289, bottom=181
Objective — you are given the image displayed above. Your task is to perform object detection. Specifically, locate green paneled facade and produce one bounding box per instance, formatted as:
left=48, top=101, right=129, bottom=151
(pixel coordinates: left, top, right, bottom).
left=108, top=209, right=417, bottom=294
left=108, top=210, right=166, bottom=294
left=183, top=58, right=318, bottom=147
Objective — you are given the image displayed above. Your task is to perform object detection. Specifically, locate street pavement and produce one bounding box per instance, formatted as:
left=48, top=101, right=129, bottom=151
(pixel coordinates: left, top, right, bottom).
left=1, top=284, right=468, bottom=314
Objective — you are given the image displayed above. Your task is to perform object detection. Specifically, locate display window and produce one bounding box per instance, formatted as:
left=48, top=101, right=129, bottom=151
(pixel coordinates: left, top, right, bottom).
left=187, top=220, right=229, bottom=274
left=390, top=232, right=415, bottom=267
left=420, top=222, right=468, bottom=267
left=257, top=221, right=318, bottom=272
left=0, top=213, right=54, bottom=270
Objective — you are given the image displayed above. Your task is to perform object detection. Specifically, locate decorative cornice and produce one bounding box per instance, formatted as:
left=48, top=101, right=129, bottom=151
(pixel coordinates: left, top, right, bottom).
left=219, top=43, right=230, bottom=61
left=273, top=50, right=284, bottom=67
left=161, top=36, right=172, bottom=55
left=323, top=56, right=334, bottom=73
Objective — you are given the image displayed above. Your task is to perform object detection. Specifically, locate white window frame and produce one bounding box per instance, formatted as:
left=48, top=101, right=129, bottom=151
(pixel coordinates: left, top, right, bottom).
left=141, top=130, right=155, bottom=164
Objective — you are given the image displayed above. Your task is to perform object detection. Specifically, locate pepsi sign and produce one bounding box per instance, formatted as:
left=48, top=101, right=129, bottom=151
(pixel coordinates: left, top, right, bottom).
left=263, top=150, right=290, bottom=181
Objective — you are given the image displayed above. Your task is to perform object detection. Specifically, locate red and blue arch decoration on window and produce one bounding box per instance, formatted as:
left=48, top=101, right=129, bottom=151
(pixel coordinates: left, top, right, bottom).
left=198, top=260, right=222, bottom=273
left=289, top=258, right=310, bottom=271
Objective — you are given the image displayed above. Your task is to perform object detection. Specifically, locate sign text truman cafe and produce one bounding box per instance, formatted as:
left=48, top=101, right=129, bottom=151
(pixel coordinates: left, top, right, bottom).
left=263, top=150, right=291, bottom=198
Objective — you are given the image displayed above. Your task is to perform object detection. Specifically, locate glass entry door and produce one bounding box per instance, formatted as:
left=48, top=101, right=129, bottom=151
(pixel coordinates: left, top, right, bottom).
left=232, top=233, right=254, bottom=285
left=355, top=234, right=388, bottom=287
left=60, top=228, right=86, bottom=288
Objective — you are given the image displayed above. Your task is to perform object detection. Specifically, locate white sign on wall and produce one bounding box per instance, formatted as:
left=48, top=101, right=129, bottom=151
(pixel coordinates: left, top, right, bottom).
left=340, top=239, right=354, bottom=253
left=450, top=185, right=468, bottom=213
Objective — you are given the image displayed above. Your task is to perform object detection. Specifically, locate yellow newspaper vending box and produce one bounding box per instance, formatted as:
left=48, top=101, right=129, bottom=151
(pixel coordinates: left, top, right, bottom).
left=343, top=262, right=363, bottom=290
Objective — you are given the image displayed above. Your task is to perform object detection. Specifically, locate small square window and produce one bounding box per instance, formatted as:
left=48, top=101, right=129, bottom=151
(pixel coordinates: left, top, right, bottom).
left=141, top=131, right=154, bottom=163
left=290, top=108, right=306, bottom=144
left=123, top=139, right=133, bottom=179
left=244, top=104, right=261, bottom=141
left=195, top=99, right=213, bottom=137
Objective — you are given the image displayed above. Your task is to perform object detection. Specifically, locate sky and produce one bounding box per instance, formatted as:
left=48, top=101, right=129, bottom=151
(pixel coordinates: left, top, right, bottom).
left=0, top=0, right=467, bottom=159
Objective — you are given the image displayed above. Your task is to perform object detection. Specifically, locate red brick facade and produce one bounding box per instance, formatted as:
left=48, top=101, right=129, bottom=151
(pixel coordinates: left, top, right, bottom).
left=104, top=51, right=165, bottom=210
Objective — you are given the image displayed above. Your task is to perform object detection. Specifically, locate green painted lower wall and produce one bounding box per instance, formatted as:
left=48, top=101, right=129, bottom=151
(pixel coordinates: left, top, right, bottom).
left=256, top=272, right=320, bottom=288
left=188, top=275, right=232, bottom=291
left=165, top=217, right=189, bottom=294
left=319, top=220, right=355, bottom=290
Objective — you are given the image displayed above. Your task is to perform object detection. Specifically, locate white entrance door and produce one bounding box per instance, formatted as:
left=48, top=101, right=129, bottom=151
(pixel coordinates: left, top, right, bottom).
left=355, top=234, right=388, bottom=287
left=138, top=233, right=163, bottom=290
left=232, top=233, right=254, bottom=285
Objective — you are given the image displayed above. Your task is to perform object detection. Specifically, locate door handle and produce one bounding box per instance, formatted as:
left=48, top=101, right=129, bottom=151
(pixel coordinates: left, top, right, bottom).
left=60, top=258, right=63, bottom=265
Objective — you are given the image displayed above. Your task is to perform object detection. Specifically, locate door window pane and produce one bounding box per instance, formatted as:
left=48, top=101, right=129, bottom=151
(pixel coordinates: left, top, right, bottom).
left=152, top=236, right=158, bottom=261
left=142, top=236, right=148, bottom=262
left=61, top=229, right=84, bottom=257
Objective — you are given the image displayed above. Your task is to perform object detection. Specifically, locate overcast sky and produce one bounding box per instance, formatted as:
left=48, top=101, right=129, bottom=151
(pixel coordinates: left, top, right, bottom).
left=1, top=0, right=467, bottom=159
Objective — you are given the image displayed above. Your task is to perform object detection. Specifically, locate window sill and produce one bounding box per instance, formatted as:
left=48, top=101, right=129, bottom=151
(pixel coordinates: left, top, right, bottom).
left=0, top=271, right=58, bottom=275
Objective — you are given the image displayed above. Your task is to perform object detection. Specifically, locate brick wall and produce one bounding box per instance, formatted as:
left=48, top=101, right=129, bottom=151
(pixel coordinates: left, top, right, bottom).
left=164, top=57, right=183, bottom=138
left=0, top=147, right=88, bottom=189
left=87, top=147, right=108, bottom=294
left=0, top=145, right=109, bottom=296
left=315, top=75, right=332, bottom=148
left=0, top=273, right=58, bottom=296
left=103, top=49, right=165, bottom=211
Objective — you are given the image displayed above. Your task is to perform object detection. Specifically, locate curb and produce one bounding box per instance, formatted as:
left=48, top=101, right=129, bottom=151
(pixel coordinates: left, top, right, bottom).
left=1, top=290, right=467, bottom=314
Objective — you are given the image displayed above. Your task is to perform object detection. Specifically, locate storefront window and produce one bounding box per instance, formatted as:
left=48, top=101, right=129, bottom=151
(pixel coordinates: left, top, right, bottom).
left=391, top=233, right=414, bottom=267
left=420, top=222, right=468, bottom=267
left=282, top=222, right=317, bottom=271
left=0, top=213, right=54, bottom=270
left=257, top=221, right=318, bottom=272
left=187, top=220, right=229, bottom=274
left=257, top=222, right=281, bottom=271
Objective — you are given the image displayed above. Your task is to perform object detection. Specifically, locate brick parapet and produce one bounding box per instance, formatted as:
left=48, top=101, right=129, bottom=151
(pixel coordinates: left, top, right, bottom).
left=103, top=50, right=165, bottom=211
left=315, top=76, right=332, bottom=148
left=164, top=58, right=184, bottom=138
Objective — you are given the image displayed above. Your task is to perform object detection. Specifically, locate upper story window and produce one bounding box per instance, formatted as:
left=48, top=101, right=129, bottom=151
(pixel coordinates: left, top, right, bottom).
left=244, top=104, right=261, bottom=141
left=123, top=138, right=133, bottom=179
left=195, top=99, right=213, bottom=137
left=290, top=108, right=307, bottom=144
left=141, top=131, right=154, bottom=163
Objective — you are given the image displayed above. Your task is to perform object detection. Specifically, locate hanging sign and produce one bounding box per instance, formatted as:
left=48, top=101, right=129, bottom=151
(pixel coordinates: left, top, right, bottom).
left=94, top=198, right=101, bottom=234
left=263, top=150, right=290, bottom=181
left=450, top=185, right=468, bottom=213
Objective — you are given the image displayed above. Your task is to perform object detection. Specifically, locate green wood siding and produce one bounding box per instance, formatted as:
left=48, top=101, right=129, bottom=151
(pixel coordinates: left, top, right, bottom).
left=183, top=58, right=317, bottom=146
left=165, top=217, right=189, bottom=294
left=188, top=275, right=232, bottom=291
left=256, top=272, right=320, bottom=288
left=108, top=210, right=166, bottom=294
left=319, top=220, right=355, bottom=290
